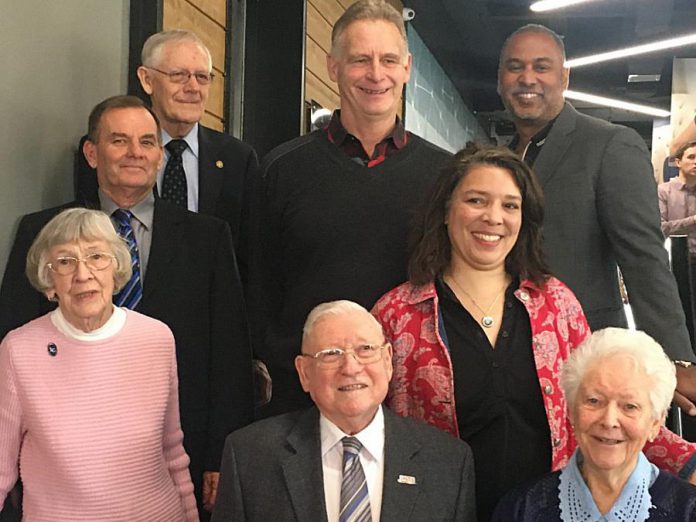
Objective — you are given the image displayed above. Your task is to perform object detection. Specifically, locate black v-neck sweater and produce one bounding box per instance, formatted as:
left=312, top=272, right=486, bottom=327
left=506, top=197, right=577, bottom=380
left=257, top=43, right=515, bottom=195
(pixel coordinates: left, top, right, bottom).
left=249, top=130, right=450, bottom=414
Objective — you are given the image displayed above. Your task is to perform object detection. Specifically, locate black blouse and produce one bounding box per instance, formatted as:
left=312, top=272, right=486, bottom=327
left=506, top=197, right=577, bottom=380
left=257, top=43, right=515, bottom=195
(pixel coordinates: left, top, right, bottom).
left=436, top=277, right=552, bottom=522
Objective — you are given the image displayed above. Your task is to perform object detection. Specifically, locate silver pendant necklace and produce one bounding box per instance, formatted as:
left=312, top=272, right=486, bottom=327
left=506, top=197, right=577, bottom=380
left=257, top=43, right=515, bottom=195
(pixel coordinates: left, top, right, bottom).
left=447, top=276, right=507, bottom=329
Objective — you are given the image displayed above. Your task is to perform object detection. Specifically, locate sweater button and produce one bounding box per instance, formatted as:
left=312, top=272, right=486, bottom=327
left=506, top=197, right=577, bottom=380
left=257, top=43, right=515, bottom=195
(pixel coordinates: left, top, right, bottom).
left=544, top=385, right=553, bottom=395
left=519, top=290, right=530, bottom=301
left=553, top=437, right=562, bottom=447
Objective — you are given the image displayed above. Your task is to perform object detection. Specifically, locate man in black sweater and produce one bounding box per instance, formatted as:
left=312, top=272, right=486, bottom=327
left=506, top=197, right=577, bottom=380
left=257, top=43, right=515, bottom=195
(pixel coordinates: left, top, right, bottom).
left=248, top=0, right=450, bottom=417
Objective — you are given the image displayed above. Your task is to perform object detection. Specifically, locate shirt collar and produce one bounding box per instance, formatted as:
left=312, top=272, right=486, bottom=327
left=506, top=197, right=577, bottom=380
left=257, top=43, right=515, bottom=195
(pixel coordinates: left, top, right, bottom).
left=671, top=176, right=696, bottom=192
left=326, top=110, right=407, bottom=150
left=320, top=405, right=385, bottom=464
left=558, top=449, right=658, bottom=522
left=509, top=116, right=558, bottom=160
left=99, top=189, right=155, bottom=232
left=162, top=122, right=199, bottom=159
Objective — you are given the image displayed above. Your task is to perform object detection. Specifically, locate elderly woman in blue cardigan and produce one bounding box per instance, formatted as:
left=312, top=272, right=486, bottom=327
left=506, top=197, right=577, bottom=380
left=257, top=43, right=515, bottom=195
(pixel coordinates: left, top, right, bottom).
left=493, top=328, right=696, bottom=521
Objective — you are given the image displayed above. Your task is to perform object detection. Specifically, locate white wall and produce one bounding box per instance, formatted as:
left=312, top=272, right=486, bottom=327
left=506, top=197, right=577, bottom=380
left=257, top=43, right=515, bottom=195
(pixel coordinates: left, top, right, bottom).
left=404, top=28, right=488, bottom=152
left=0, top=1, right=130, bottom=275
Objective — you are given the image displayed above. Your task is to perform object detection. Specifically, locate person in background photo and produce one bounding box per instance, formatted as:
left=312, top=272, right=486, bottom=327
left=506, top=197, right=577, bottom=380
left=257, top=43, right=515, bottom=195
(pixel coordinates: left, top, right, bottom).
left=659, top=140, right=696, bottom=323
left=493, top=328, right=696, bottom=521
left=372, top=143, right=696, bottom=521
left=0, top=208, right=198, bottom=521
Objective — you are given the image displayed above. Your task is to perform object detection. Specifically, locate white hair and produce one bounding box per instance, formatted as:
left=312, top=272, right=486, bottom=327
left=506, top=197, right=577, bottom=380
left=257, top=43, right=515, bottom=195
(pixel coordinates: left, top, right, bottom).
left=141, top=29, right=212, bottom=71
left=561, top=328, right=676, bottom=421
left=302, top=300, right=383, bottom=341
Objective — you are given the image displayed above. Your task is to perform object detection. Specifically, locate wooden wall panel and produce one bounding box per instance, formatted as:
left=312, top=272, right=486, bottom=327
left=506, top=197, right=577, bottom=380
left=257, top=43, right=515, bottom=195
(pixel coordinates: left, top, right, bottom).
left=187, top=0, right=226, bottom=27
left=306, top=70, right=340, bottom=110
left=201, top=111, right=224, bottom=131
left=310, top=0, right=346, bottom=26
left=207, top=72, right=225, bottom=119
left=306, top=37, right=335, bottom=93
left=307, top=2, right=332, bottom=51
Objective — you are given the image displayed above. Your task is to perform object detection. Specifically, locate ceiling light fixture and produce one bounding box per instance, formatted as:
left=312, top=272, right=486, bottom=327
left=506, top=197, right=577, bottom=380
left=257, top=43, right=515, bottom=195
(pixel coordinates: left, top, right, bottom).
left=564, top=90, right=670, bottom=117
left=565, top=33, right=696, bottom=68
left=530, top=0, right=600, bottom=12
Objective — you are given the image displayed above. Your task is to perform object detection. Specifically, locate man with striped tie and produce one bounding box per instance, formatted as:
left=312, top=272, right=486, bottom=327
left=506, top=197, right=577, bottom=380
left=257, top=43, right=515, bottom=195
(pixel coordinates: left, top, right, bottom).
left=212, top=300, right=475, bottom=522
left=0, top=95, right=253, bottom=518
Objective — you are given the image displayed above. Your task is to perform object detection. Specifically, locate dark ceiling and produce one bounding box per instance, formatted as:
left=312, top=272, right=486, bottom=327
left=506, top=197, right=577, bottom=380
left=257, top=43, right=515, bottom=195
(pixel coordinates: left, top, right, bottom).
left=405, top=0, right=696, bottom=139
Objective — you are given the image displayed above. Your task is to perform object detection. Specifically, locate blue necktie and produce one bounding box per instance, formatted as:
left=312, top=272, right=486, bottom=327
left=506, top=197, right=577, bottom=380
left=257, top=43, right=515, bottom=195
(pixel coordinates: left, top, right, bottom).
left=112, top=209, right=143, bottom=309
left=162, top=139, right=188, bottom=208
left=339, top=437, right=371, bottom=522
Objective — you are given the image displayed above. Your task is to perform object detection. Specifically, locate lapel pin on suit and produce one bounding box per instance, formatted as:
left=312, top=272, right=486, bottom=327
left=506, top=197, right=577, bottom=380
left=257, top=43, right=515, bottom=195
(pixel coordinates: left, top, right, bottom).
left=397, top=474, right=416, bottom=485
left=216, top=160, right=224, bottom=169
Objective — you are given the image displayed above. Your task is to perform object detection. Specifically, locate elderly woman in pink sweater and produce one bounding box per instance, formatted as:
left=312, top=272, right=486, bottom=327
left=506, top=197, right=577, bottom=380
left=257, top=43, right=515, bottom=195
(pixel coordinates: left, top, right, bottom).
left=0, top=208, right=197, bottom=521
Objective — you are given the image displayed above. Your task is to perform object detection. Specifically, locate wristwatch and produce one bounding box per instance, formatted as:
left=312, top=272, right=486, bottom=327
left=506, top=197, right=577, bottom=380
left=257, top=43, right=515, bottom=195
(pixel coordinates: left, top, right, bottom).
left=674, top=360, right=693, bottom=368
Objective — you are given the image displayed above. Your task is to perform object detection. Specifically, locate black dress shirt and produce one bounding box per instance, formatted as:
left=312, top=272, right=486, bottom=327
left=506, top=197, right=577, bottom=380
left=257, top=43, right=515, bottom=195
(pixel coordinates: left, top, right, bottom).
left=436, top=277, right=551, bottom=521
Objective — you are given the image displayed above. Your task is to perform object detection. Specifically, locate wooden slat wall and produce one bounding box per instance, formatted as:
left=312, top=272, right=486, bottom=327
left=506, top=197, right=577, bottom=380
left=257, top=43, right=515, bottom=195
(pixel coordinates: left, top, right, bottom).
left=163, top=0, right=227, bottom=131
left=305, top=0, right=405, bottom=117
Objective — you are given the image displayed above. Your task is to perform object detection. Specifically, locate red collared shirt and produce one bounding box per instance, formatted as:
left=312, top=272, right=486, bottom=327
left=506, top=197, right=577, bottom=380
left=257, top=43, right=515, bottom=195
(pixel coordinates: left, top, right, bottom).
left=326, top=110, right=408, bottom=167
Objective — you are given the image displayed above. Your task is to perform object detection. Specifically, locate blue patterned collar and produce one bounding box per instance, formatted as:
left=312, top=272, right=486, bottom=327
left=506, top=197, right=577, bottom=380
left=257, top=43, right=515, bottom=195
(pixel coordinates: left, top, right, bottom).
left=558, top=449, right=658, bottom=522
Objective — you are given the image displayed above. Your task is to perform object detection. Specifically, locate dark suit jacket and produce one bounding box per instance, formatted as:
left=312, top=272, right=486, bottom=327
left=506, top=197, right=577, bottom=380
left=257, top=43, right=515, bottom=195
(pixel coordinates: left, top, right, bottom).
left=75, top=125, right=258, bottom=283
left=534, top=102, right=694, bottom=361
left=0, top=198, right=254, bottom=487
left=211, top=407, right=476, bottom=522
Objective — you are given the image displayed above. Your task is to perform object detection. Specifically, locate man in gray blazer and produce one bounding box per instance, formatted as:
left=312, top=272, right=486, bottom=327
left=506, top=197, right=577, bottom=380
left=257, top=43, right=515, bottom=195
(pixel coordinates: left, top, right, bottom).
left=497, top=24, right=696, bottom=410
left=212, top=300, right=476, bottom=522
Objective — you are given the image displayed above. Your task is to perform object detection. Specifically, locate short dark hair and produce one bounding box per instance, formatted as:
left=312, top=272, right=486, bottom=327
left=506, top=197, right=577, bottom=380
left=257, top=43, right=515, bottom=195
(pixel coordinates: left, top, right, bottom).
left=408, top=143, right=550, bottom=286
left=674, top=140, right=696, bottom=160
left=500, top=24, right=566, bottom=66
left=87, top=95, right=161, bottom=144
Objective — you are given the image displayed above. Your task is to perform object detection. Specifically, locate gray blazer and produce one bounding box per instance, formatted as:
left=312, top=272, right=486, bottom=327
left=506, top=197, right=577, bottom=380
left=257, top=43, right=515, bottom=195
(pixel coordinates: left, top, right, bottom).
left=535, top=102, right=693, bottom=360
left=211, top=406, right=476, bottom=522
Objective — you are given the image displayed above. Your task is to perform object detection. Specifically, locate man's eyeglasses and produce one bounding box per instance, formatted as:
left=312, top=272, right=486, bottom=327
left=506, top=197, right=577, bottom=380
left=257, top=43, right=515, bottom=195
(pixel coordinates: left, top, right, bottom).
left=300, top=344, right=387, bottom=369
left=47, top=252, right=115, bottom=276
left=147, top=66, right=215, bottom=85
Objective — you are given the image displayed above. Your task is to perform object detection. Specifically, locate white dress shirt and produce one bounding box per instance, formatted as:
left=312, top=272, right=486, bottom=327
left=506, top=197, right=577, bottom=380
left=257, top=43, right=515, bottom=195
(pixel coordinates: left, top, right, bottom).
left=320, top=406, right=385, bottom=522
left=159, top=124, right=200, bottom=212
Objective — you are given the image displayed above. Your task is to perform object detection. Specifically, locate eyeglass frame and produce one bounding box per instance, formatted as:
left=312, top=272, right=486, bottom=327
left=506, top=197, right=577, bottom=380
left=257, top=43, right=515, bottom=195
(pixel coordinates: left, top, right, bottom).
left=46, top=252, right=116, bottom=276
left=146, top=66, right=215, bottom=85
left=299, top=343, right=389, bottom=369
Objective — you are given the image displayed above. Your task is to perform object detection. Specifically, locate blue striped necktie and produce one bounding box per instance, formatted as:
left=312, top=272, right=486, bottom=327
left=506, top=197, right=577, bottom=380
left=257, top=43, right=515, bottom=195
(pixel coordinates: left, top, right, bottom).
left=112, top=209, right=143, bottom=309
left=339, top=437, right=371, bottom=522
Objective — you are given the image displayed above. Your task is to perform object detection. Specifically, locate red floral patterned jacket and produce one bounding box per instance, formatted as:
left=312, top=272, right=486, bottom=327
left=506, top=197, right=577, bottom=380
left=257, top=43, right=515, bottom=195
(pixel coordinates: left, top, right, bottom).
left=372, top=277, right=696, bottom=474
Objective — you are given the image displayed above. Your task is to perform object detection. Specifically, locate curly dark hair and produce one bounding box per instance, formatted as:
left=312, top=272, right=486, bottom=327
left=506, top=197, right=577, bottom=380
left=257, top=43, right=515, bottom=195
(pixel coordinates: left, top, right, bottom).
left=408, top=143, right=549, bottom=286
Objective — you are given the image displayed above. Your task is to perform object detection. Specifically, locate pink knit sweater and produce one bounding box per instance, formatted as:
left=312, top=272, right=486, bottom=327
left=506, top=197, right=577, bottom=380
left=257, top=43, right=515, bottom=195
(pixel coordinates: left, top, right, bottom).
left=0, top=310, right=198, bottom=521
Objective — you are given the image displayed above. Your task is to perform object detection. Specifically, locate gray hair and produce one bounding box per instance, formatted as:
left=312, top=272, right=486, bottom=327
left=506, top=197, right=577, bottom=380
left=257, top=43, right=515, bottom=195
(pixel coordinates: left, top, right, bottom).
left=141, top=29, right=212, bottom=71
left=499, top=24, right=567, bottom=65
left=561, top=328, right=676, bottom=421
left=302, top=300, right=384, bottom=343
left=26, top=208, right=132, bottom=294
left=331, top=0, right=408, bottom=57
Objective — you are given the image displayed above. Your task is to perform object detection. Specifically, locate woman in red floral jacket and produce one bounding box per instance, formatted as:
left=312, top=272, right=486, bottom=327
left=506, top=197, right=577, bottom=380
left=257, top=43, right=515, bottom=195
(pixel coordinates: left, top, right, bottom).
left=372, top=144, right=696, bottom=521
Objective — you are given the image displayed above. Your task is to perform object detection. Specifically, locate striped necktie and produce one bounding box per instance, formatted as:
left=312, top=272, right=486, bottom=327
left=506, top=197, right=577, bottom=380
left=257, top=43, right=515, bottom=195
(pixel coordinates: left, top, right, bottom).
left=339, top=437, right=371, bottom=522
left=112, top=209, right=143, bottom=309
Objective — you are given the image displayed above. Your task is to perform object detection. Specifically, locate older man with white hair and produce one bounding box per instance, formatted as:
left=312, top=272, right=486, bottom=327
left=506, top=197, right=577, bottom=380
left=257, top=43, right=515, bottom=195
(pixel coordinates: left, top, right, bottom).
left=213, top=300, right=476, bottom=522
